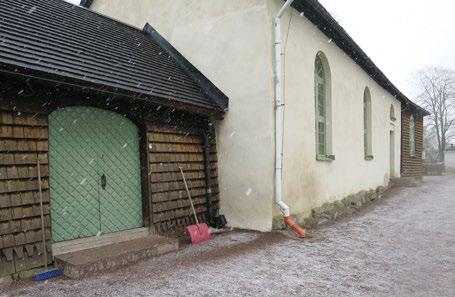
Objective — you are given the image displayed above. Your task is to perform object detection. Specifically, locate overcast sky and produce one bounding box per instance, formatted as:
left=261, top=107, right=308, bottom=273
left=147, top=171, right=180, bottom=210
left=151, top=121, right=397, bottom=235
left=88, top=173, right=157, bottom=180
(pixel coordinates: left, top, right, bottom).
left=319, top=0, right=455, bottom=98
left=66, top=0, right=454, bottom=99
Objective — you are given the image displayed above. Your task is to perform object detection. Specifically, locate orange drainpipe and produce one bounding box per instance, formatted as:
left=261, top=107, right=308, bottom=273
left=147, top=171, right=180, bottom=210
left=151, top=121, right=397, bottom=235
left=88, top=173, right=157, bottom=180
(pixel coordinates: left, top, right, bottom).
left=284, top=217, right=306, bottom=238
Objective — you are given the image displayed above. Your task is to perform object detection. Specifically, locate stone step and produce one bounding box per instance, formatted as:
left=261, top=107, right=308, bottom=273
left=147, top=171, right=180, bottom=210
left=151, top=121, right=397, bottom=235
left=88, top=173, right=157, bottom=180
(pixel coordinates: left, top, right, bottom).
left=52, top=227, right=150, bottom=256
left=55, top=236, right=179, bottom=278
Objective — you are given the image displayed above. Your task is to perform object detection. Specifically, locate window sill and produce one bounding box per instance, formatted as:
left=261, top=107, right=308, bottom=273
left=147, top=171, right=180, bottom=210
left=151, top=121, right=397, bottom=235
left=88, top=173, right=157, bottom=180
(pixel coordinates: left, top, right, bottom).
left=365, top=155, right=374, bottom=161
left=316, top=154, right=335, bottom=162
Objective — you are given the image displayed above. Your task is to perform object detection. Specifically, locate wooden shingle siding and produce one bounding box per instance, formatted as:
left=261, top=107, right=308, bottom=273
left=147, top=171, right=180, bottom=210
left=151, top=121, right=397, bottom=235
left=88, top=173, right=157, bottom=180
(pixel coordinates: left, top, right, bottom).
left=0, top=109, right=51, bottom=277
left=147, top=122, right=219, bottom=234
left=401, top=111, right=424, bottom=177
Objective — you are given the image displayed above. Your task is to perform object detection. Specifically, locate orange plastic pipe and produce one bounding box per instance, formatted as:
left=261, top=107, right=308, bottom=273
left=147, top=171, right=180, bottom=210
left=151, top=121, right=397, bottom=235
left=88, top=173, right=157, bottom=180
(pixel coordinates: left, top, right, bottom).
left=284, top=216, right=306, bottom=238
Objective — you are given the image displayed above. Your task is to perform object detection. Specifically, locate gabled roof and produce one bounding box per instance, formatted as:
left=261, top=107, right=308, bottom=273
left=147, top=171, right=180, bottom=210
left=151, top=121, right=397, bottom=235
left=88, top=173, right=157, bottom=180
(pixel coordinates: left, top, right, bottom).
left=291, top=0, right=429, bottom=116
left=0, top=0, right=228, bottom=113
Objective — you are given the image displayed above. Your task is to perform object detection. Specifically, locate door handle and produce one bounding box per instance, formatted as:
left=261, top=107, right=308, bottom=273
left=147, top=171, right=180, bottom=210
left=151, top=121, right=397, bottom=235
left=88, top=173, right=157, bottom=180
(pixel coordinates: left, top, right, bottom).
left=101, top=174, right=107, bottom=190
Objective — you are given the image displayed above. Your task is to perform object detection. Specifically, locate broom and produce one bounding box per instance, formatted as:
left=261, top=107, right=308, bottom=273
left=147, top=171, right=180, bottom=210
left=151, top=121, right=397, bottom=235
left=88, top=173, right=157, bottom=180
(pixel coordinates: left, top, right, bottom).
left=34, top=160, right=62, bottom=281
left=179, top=167, right=211, bottom=244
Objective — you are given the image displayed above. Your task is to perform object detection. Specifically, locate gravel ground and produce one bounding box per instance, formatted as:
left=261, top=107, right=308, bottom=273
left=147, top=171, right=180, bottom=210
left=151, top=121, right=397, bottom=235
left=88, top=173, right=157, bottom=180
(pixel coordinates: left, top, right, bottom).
left=2, top=176, right=455, bottom=297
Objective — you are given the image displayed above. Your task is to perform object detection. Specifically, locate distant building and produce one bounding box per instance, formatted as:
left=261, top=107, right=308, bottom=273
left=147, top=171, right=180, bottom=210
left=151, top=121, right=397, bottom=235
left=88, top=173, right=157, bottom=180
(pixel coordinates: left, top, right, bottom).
left=446, top=144, right=455, bottom=171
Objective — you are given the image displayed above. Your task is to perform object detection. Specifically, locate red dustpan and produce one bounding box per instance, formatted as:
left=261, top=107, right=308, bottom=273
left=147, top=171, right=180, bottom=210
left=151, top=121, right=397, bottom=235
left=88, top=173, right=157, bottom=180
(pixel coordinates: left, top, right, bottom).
left=179, top=167, right=211, bottom=244
left=186, top=223, right=211, bottom=244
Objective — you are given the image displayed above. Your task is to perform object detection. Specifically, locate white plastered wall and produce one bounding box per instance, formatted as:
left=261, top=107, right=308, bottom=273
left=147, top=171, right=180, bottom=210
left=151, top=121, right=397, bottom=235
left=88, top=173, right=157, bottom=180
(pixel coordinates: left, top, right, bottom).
left=267, top=0, right=402, bottom=218
left=91, top=0, right=403, bottom=230
left=91, top=0, right=276, bottom=231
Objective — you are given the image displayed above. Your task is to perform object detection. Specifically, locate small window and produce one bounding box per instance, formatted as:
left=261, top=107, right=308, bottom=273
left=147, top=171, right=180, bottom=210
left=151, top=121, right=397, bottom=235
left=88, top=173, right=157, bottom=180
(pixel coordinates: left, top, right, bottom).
left=390, top=105, right=396, bottom=121
left=314, top=52, right=334, bottom=161
left=409, top=115, right=416, bottom=157
left=364, top=88, right=373, bottom=160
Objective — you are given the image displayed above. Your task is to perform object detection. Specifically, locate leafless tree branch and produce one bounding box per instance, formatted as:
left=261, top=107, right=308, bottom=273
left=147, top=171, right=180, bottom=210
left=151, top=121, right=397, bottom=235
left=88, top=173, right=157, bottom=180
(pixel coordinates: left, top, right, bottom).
left=414, top=66, right=455, bottom=162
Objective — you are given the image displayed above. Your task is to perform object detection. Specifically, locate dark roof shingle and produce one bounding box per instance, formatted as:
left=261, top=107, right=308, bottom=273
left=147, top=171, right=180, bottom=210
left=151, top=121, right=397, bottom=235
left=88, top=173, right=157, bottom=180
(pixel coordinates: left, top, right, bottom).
left=0, top=0, right=228, bottom=112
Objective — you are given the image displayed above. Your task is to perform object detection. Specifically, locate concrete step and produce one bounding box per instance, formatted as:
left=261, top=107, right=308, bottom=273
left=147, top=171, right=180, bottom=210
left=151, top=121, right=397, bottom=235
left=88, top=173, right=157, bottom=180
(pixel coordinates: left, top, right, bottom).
left=55, top=236, right=179, bottom=278
left=52, top=227, right=150, bottom=256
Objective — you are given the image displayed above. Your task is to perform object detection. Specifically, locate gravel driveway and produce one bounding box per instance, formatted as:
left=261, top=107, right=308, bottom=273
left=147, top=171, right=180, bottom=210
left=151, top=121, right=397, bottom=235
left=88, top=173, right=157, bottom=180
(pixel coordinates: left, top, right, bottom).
left=2, top=176, right=455, bottom=297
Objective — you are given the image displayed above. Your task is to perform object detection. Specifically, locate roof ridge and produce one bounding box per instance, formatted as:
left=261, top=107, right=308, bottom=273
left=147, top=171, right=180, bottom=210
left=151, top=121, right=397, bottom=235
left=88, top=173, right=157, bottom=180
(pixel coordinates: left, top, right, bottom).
left=143, top=23, right=229, bottom=112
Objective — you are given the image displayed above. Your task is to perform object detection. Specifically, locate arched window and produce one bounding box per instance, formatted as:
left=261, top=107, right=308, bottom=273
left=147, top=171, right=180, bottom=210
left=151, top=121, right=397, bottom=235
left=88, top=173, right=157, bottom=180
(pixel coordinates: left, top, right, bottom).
left=390, top=105, right=396, bottom=121
left=409, top=115, right=416, bottom=157
left=314, top=52, right=333, bottom=161
left=364, top=88, right=373, bottom=160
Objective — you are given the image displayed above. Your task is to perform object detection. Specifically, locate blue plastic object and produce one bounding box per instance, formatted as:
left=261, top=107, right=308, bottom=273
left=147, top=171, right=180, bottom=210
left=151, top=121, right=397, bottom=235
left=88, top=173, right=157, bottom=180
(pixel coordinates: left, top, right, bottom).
left=34, top=268, right=63, bottom=282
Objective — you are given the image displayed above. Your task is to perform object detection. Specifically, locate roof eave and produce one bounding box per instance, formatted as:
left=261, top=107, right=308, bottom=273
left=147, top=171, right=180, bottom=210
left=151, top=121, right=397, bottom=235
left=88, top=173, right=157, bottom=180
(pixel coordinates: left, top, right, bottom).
left=0, top=65, right=224, bottom=117
left=403, top=101, right=431, bottom=116
left=290, top=0, right=429, bottom=116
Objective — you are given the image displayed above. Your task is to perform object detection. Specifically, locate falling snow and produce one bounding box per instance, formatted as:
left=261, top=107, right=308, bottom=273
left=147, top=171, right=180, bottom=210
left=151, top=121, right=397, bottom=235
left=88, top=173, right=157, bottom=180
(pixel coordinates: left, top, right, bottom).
left=27, top=6, right=37, bottom=14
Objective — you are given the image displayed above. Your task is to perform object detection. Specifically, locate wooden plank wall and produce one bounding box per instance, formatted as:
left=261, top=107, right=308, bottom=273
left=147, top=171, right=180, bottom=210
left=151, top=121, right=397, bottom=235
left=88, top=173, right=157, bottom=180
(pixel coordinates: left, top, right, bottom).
left=0, top=109, right=52, bottom=277
left=147, top=122, right=219, bottom=234
left=401, top=111, right=424, bottom=177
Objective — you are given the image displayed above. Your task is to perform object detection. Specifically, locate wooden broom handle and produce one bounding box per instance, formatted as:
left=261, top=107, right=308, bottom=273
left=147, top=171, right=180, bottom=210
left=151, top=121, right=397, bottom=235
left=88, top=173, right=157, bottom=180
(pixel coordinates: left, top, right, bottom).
left=179, top=167, right=199, bottom=225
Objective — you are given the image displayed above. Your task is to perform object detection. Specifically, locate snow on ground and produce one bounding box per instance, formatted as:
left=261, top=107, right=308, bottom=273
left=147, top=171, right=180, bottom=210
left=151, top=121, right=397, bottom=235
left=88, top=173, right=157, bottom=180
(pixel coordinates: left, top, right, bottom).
left=2, top=176, right=455, bottom=297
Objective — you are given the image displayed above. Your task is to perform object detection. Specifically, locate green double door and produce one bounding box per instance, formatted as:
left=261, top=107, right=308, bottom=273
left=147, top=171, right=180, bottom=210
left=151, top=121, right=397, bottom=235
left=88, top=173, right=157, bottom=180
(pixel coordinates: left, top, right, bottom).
left=49, top=107, right=143, bottom=243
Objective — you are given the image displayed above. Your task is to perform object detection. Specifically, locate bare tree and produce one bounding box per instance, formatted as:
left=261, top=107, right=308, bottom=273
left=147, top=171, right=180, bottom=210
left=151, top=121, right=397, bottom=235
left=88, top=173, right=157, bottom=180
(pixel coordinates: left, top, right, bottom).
left=414, top=67, right=455, bottom=162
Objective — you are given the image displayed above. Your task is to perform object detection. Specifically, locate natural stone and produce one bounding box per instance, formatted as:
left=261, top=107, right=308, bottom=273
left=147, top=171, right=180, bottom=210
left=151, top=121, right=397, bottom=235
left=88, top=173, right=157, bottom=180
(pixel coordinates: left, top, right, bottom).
left=272, top=217, right=286, bottom=231
left=18, top=268, right=41, bottom=280
left=369, top=192, right=378, bottom=201
left=0, top=275, right=14, bottom=285
left=302, top=216, right=317, bottom=228
left=316, top=218, right=329, bottom=225
left=342, top=195, right=354, bottom=207
left=274, top=185, right=392, bottom=231
left=349, top=193, right=363, bottom=207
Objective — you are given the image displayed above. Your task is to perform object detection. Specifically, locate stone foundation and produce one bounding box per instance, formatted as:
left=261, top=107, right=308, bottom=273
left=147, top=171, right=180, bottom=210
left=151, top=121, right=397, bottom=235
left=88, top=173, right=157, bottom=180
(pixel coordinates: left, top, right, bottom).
left=273, top=186, right=388, bottom=230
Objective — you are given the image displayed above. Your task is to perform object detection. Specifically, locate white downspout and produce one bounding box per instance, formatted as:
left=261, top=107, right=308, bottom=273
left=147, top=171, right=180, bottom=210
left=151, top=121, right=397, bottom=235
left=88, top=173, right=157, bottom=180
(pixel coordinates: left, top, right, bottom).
left=274, top=0, right=305, bottom=237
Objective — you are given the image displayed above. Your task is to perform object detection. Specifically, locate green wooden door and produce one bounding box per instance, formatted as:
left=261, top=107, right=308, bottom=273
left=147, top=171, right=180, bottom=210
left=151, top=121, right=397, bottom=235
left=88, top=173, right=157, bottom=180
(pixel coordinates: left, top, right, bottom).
left=97, top=112, right=143, bottom=234
left=49, top=107, right=143, bottom=243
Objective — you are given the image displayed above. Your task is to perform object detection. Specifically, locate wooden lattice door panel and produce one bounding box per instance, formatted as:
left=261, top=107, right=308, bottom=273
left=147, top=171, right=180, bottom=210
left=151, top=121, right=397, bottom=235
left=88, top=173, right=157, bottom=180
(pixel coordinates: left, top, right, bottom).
left=147, top=122, right=220, bottom=234
left=49, top=107, right=143, bottom=243
left=98, top=111, right=143, bottom=234
left=0, top=110, right=52, bottom=277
